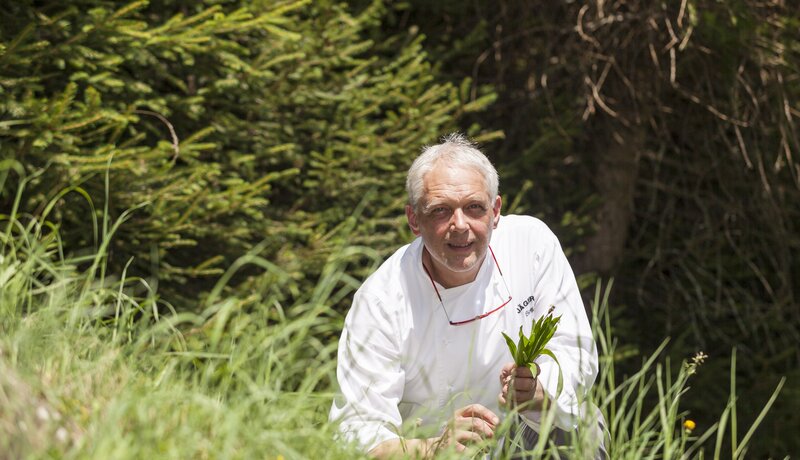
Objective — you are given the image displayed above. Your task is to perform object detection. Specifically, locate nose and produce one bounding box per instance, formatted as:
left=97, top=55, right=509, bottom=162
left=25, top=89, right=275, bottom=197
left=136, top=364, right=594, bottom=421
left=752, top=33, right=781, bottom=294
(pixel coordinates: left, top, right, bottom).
left=450, top=208, right=469, bottom=232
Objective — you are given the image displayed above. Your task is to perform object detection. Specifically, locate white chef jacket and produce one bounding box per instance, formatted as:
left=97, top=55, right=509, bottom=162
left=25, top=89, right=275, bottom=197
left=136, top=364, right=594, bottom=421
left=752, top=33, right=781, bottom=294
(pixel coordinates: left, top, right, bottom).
left=330, top=215, right=598, bottom=452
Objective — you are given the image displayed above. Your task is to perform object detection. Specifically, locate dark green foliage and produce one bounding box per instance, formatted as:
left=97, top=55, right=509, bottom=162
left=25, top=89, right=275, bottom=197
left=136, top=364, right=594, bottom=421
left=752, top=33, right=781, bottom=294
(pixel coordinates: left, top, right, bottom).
left=0, top=0, right=493, bottom=307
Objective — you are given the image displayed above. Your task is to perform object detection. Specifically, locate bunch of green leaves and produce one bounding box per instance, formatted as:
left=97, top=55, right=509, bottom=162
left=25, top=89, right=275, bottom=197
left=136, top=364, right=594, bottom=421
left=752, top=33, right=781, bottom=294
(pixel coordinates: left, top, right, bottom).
left=502, top=306, right=561, bottom=369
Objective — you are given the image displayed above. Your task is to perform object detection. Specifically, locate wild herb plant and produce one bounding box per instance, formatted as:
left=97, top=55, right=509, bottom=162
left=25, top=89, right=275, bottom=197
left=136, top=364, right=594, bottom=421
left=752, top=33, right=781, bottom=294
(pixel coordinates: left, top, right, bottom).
left=502, top=305, right=562, bottom=369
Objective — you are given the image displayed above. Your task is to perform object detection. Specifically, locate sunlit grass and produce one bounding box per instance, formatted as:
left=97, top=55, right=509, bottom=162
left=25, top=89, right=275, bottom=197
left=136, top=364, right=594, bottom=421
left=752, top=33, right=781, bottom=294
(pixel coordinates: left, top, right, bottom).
left=0, top=188, right=369, bottom=459
left=0, top=196, right=784, bottom=459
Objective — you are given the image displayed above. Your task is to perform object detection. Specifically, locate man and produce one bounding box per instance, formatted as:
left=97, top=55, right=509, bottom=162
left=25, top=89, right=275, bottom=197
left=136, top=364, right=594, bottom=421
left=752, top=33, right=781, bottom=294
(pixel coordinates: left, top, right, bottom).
left=330, top=134, right=601, bottom=458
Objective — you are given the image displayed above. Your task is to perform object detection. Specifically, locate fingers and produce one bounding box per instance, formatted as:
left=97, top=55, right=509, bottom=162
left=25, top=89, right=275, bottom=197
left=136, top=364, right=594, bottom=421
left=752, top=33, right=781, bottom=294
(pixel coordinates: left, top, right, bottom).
left=436, top=405, right=499, bottom=453
left=499, top=362, right=539, bottom=384
left=453, top=428, right=489, bottom=446
left=499, top=362, right=515, bottom=384
left=498, top=392, right=508, bottom=406
left=442, top=431, right=479, bottom=454
left=500, top=383, right=535, bottom=406
left=513, top=388, right=536, bottom=406
left=511, top=374, right=537, bottom=392
left=462, top=413, right=496, bottom=437
left=499, top=363, right=541, bottom=407
left=456, top=403, right=500, bottom=427
left=514, top=362, right=540, bottom=379
left=453, top=404, right=499, bottom=443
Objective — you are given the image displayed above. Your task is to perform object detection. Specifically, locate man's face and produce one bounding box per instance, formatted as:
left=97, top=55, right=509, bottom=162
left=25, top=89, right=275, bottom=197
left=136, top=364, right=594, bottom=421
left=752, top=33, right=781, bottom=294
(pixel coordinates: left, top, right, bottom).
left=405, top=162, right=502, bottom=287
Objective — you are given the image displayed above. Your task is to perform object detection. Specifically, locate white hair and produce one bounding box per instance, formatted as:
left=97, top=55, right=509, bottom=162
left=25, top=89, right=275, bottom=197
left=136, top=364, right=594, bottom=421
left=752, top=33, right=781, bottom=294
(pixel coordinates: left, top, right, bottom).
left=406, top=133, right=499, bottom=210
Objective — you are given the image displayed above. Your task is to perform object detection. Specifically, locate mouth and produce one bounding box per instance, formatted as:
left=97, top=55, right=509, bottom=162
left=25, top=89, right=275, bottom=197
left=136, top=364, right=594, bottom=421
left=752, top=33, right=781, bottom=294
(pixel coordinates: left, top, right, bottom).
left=447, top=241, right=474, bottom=250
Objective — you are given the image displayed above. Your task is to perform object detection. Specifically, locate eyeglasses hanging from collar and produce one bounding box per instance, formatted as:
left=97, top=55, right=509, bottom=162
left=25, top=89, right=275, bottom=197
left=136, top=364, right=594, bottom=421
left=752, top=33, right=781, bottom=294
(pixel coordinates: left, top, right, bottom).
left=422, top=245, right=513, bottom=326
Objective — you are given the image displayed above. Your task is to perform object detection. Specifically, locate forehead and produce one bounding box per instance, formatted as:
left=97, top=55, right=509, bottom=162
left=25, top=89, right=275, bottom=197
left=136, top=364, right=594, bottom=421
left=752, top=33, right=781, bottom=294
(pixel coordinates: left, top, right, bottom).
left=421, top=163, right=489, bottom=202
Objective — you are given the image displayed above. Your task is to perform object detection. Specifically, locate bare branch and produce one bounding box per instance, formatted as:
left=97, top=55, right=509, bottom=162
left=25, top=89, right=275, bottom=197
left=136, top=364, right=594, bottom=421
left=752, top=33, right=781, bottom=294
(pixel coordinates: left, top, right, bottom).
left=576, top=5, right=601, bottom=48
left=734, top=125, right=754, bottom=169
left=671, top=83, right=750, bottom=127
left=649, top=43, right=662, bottom=75
left=678, top=0, right=688, bottom=27
left=678, top=23, right=693, bottom=51
left=133, top=109, right=180, bottom=161
left=584, top=75, right=620, bottom=119
left=664, top=18, right=679, bottom=84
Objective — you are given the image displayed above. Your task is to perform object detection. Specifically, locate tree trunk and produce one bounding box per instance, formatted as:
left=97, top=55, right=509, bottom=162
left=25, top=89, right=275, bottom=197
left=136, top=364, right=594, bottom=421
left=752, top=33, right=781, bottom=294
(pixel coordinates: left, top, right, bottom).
left=576, top=119, right=642, bottom=275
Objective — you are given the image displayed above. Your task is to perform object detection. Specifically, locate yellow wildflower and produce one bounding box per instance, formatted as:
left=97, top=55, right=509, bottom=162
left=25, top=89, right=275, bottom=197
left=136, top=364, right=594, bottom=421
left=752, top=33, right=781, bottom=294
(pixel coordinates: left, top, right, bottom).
left=683, top=419, right=696, bottom=432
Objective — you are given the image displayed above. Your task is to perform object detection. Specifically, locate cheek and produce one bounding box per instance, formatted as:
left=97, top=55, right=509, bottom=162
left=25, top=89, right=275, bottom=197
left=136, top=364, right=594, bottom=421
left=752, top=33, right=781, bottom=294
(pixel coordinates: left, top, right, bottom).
left=418, top=223, right=444, bottom=240
left=477, top=227, right=494, bottom=243
left=427, top=220, right=450, bottom=235
left=474, top=218, right=492, bottom=234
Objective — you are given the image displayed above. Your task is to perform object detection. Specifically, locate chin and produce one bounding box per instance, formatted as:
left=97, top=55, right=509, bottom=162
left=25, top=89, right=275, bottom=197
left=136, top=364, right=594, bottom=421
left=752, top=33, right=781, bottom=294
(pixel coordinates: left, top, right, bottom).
left=446, top=258, right=479, bottom=273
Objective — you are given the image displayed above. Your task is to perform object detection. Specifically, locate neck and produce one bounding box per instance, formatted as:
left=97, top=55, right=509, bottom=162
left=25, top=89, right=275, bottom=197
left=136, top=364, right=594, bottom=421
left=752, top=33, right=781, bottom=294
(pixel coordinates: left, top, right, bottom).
left=421, top=248, right=482, bottom=289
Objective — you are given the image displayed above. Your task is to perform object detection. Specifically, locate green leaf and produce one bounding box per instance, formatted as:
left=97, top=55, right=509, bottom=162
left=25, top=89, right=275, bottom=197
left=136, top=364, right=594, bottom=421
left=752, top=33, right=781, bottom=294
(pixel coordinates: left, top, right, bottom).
left=539, top=348, right=563, bottom=396
left=502, top=311, right=563, bottom=371
left=501, top=332, right=517, bottom=360
left=515, top=339, right=526, bottom=366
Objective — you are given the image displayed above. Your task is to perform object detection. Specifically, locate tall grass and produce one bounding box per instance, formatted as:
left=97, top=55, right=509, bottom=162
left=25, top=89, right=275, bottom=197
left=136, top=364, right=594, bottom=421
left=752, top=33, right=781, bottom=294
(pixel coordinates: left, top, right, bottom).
left=0, top=185, right=371, bottom=459
left=0, top=199, right=786, bottom=458
left=587, top=282, right=786, bottom=460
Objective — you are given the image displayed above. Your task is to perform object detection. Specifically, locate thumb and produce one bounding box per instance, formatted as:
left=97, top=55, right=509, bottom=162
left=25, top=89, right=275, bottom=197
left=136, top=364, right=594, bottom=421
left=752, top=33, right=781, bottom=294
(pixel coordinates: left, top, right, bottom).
left=499, top=362, right=516, bottom=383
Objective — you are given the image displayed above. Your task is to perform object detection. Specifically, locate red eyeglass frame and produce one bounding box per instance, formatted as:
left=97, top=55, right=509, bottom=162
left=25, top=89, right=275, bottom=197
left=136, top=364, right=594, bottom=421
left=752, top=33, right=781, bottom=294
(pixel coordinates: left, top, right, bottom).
left=423, top=245, right=513, bottom=326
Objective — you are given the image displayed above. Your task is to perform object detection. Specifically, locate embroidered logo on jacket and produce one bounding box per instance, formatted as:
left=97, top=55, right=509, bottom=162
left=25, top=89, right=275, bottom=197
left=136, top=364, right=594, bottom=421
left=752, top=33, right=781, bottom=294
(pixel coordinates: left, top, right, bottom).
left=515, top=295, right=536, bottom=316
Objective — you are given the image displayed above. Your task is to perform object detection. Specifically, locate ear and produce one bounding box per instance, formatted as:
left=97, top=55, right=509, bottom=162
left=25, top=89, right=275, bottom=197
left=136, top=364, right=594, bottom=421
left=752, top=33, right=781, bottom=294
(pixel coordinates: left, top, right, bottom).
left=492, top=195, right=502, bottom=228
left=405, top=204, right=421, bottom=236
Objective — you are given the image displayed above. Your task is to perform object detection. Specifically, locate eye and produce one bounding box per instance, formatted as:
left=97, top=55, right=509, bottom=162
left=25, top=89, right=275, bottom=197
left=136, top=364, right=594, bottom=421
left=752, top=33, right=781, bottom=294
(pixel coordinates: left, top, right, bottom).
left=464, top=203, right=488, bottom=216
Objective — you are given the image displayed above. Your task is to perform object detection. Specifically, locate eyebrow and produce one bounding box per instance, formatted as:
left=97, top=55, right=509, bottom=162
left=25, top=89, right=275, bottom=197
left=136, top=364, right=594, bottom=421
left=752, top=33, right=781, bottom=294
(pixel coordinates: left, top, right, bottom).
left=421, top=195, right=490, bottom=213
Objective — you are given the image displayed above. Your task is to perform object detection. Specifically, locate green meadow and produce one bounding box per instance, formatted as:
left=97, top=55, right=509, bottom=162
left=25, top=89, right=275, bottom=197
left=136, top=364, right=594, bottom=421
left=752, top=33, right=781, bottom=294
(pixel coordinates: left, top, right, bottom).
left=0, top=198, right=783, bottom=459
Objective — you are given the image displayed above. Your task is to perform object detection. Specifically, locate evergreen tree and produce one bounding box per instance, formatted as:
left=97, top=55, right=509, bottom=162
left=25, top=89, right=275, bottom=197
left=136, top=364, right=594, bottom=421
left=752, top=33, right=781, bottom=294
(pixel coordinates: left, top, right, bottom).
left=0, top=0, right=493, bottom=307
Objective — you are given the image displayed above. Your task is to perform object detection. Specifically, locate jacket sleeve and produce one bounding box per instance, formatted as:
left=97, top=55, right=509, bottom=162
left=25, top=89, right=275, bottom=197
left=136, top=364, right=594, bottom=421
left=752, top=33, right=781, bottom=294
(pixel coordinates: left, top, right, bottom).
left=521, top=228, right=598, bottom=431
left=329, top=290, right=406, bottom=452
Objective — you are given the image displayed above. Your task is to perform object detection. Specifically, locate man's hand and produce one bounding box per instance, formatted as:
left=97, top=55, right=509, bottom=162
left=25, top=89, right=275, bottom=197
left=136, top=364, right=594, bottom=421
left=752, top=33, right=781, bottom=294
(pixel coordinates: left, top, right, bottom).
left=498, top=362, right=545, bottom=410
left=368, top=404, right=499, bottom=458
left=432, top=404, right=500, bottom=453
